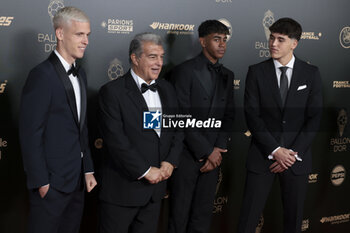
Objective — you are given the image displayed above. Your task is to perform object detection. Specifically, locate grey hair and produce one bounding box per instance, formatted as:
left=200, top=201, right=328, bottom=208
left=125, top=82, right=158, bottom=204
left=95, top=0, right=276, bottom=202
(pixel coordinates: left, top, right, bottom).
left=129, top=33, right=163, bottom=63
left=53, top=6, right=89, bottom=30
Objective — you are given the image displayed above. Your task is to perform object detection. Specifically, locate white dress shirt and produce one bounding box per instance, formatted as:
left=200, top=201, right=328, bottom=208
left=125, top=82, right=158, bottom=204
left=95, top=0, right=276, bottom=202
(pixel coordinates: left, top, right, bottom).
left=269, top=55, right=302, bottom=162
left=131, top=69, right=162, bottom=178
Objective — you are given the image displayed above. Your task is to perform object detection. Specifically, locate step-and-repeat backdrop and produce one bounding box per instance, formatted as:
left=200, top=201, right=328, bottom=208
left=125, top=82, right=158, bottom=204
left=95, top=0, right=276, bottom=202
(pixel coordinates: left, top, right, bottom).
left=0, top=0, right=349, bottom=232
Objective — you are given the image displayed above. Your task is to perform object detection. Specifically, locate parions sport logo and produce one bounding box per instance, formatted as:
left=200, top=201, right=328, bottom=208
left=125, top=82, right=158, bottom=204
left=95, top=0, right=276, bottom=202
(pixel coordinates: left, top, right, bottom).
left=101, top=19, right=133, bottom=34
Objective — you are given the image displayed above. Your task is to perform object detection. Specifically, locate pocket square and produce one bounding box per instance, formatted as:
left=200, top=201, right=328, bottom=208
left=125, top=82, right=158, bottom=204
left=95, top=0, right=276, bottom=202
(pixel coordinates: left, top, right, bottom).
left=297, top=85, right=307, bottom=91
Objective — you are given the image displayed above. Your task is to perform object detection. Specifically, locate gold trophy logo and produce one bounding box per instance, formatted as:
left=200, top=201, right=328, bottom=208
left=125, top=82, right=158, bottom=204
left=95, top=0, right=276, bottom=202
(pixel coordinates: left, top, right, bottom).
left=108, top=58, right=124, bottom=80
left=337, top=109, right=348, bottom=137
left=48, top=0, right=65, bottom=20
left=262, top=10, right=275, bottom=41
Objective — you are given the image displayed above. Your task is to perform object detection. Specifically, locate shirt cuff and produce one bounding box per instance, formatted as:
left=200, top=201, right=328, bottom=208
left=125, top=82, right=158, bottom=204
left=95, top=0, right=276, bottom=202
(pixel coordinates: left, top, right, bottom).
left=138, top=167, right=151, bottom=180
left=268, top=148, right=302, bottom=162
left=268, top=146, right=281, bottom=160
left=85, top=172, right=94, bottom=175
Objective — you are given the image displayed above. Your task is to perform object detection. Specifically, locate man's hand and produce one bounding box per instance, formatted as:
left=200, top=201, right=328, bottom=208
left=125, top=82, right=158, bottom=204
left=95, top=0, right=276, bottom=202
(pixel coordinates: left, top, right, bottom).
left=200, top=147, right=227, bottom=173
left=269, top=161, right=287, bottom=173
left=207, top=147, right=226, bottom=167
left=272, top=147, right=297, bottom=169
left=144, top=167, right=163, bottom=184
left=39, top=184, right=50, bottom=198
left=85, top=173, right=97, bottom=192
left=160, top=161, right=174, bottom=180
left=200, top=159, right=216, bottom=173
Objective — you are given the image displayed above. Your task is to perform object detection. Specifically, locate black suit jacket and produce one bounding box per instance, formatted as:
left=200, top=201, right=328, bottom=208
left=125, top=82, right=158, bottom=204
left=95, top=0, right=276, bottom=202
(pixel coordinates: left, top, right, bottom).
left=98, top=71, right=183, bottom=206
left=170, top=53, right=235, bottom=160
left=19, top=52, right=94, bottom=193
left=244, top=57, right=323, bottom=175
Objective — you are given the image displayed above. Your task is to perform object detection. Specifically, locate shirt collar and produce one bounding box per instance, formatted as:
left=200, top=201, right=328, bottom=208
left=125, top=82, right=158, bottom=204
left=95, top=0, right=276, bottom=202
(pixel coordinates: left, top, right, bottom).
left=273, top=55, right=295, bottom=70
left=54, top=50, right=76, bottom=72
left=130, top=69, right=156, bottom=91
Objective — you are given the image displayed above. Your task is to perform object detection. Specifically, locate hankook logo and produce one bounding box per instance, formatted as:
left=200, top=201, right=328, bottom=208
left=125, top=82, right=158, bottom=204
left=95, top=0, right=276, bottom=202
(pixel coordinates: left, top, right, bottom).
left=320, top=213, right=350, bottom=224
left=149, top=22, right=195, bottom=35
left=308, top=173, right=318, bottom=183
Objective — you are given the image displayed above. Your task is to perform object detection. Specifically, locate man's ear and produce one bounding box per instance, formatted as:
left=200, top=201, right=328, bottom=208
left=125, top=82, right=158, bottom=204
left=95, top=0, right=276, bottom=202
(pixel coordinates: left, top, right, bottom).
left=291, top=39, right=298, bottom=50
left=56, top=28, right=64, bottom=41
left=199, top=37, right=206, bottom=48
left=130, top=53, right=138, bottom=66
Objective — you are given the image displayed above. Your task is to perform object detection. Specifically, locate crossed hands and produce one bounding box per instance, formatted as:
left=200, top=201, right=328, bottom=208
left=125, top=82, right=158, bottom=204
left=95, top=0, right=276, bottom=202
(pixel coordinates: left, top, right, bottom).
left=200, top=147, right=227, bottom=173
left=144, top=161, right=174, bottom=184
left=269, top=147, right=297, bottom=173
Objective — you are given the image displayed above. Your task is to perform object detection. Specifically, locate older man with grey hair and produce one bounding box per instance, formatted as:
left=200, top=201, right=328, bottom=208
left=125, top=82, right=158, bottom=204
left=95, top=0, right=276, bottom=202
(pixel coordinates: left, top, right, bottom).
left=19, top=6, right=96, bottom=233
left=98, top=32, right=183, bottom=233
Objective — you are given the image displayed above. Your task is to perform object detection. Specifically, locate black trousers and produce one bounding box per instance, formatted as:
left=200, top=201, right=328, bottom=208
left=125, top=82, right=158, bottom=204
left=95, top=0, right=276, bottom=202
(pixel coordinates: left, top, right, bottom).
left=237, top=169, right=308, bottom=233
left=27, top=179, right=84, bottom=233
left=168, top=152, right=219, bottom=233
left=99, top=200, right=161, bottom=233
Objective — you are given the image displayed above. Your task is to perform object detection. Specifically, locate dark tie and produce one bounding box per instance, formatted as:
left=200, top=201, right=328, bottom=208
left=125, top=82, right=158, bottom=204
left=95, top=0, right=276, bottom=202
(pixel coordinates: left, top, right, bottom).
left=279, top=66, right=289, bottom=106
left=141, top=83, right=158, bottom=93
left=67, top=64, right=80, bottom=76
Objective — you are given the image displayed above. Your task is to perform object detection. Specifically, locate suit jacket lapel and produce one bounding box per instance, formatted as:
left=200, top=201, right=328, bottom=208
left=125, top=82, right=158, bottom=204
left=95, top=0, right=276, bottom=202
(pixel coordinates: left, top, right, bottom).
left=156, top=80, right=169, bottom=140
left=78, top=72, right=86, bottom=132
left=125, top=71, right=149, bottom=112
left=48, top=52, right=79, bottom=126
left=264, top=59, right=283, bottom=110
left=208, top=70, right=228, bottom=117
left=285, top=57, right=303, bottom=107
left=193, top=56, right=212, bottom=97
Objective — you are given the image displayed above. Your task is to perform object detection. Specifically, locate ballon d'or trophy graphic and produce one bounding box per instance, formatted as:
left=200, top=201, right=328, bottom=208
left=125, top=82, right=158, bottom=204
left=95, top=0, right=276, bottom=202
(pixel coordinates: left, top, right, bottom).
left=337, top=109, right=347, bottom=137
left=262, top=10, right=275, bottom=41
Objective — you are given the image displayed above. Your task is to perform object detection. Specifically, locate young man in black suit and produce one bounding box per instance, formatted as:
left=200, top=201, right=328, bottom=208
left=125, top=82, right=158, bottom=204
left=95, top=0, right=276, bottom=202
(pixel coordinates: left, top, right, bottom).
left=98, top=33, right=183, bottom=233
left=238, top=18, right=323, bottom=233
left=167, top=20, right=235, bottom=233
left=19, top=6, right=97, bottom=233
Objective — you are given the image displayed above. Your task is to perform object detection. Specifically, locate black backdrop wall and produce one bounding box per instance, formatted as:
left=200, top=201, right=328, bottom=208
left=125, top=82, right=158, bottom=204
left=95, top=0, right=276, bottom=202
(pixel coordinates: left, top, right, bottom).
left=0, top=0, right=349, bottom=233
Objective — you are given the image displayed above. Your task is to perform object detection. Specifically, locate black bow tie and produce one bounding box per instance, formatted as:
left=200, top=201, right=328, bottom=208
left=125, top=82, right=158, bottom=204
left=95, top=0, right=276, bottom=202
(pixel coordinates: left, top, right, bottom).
left=67, top=64, right=80, bottom=77
left=141, top=83, right=158, bottom=93
left=208, top=62, right=223, bottom=73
